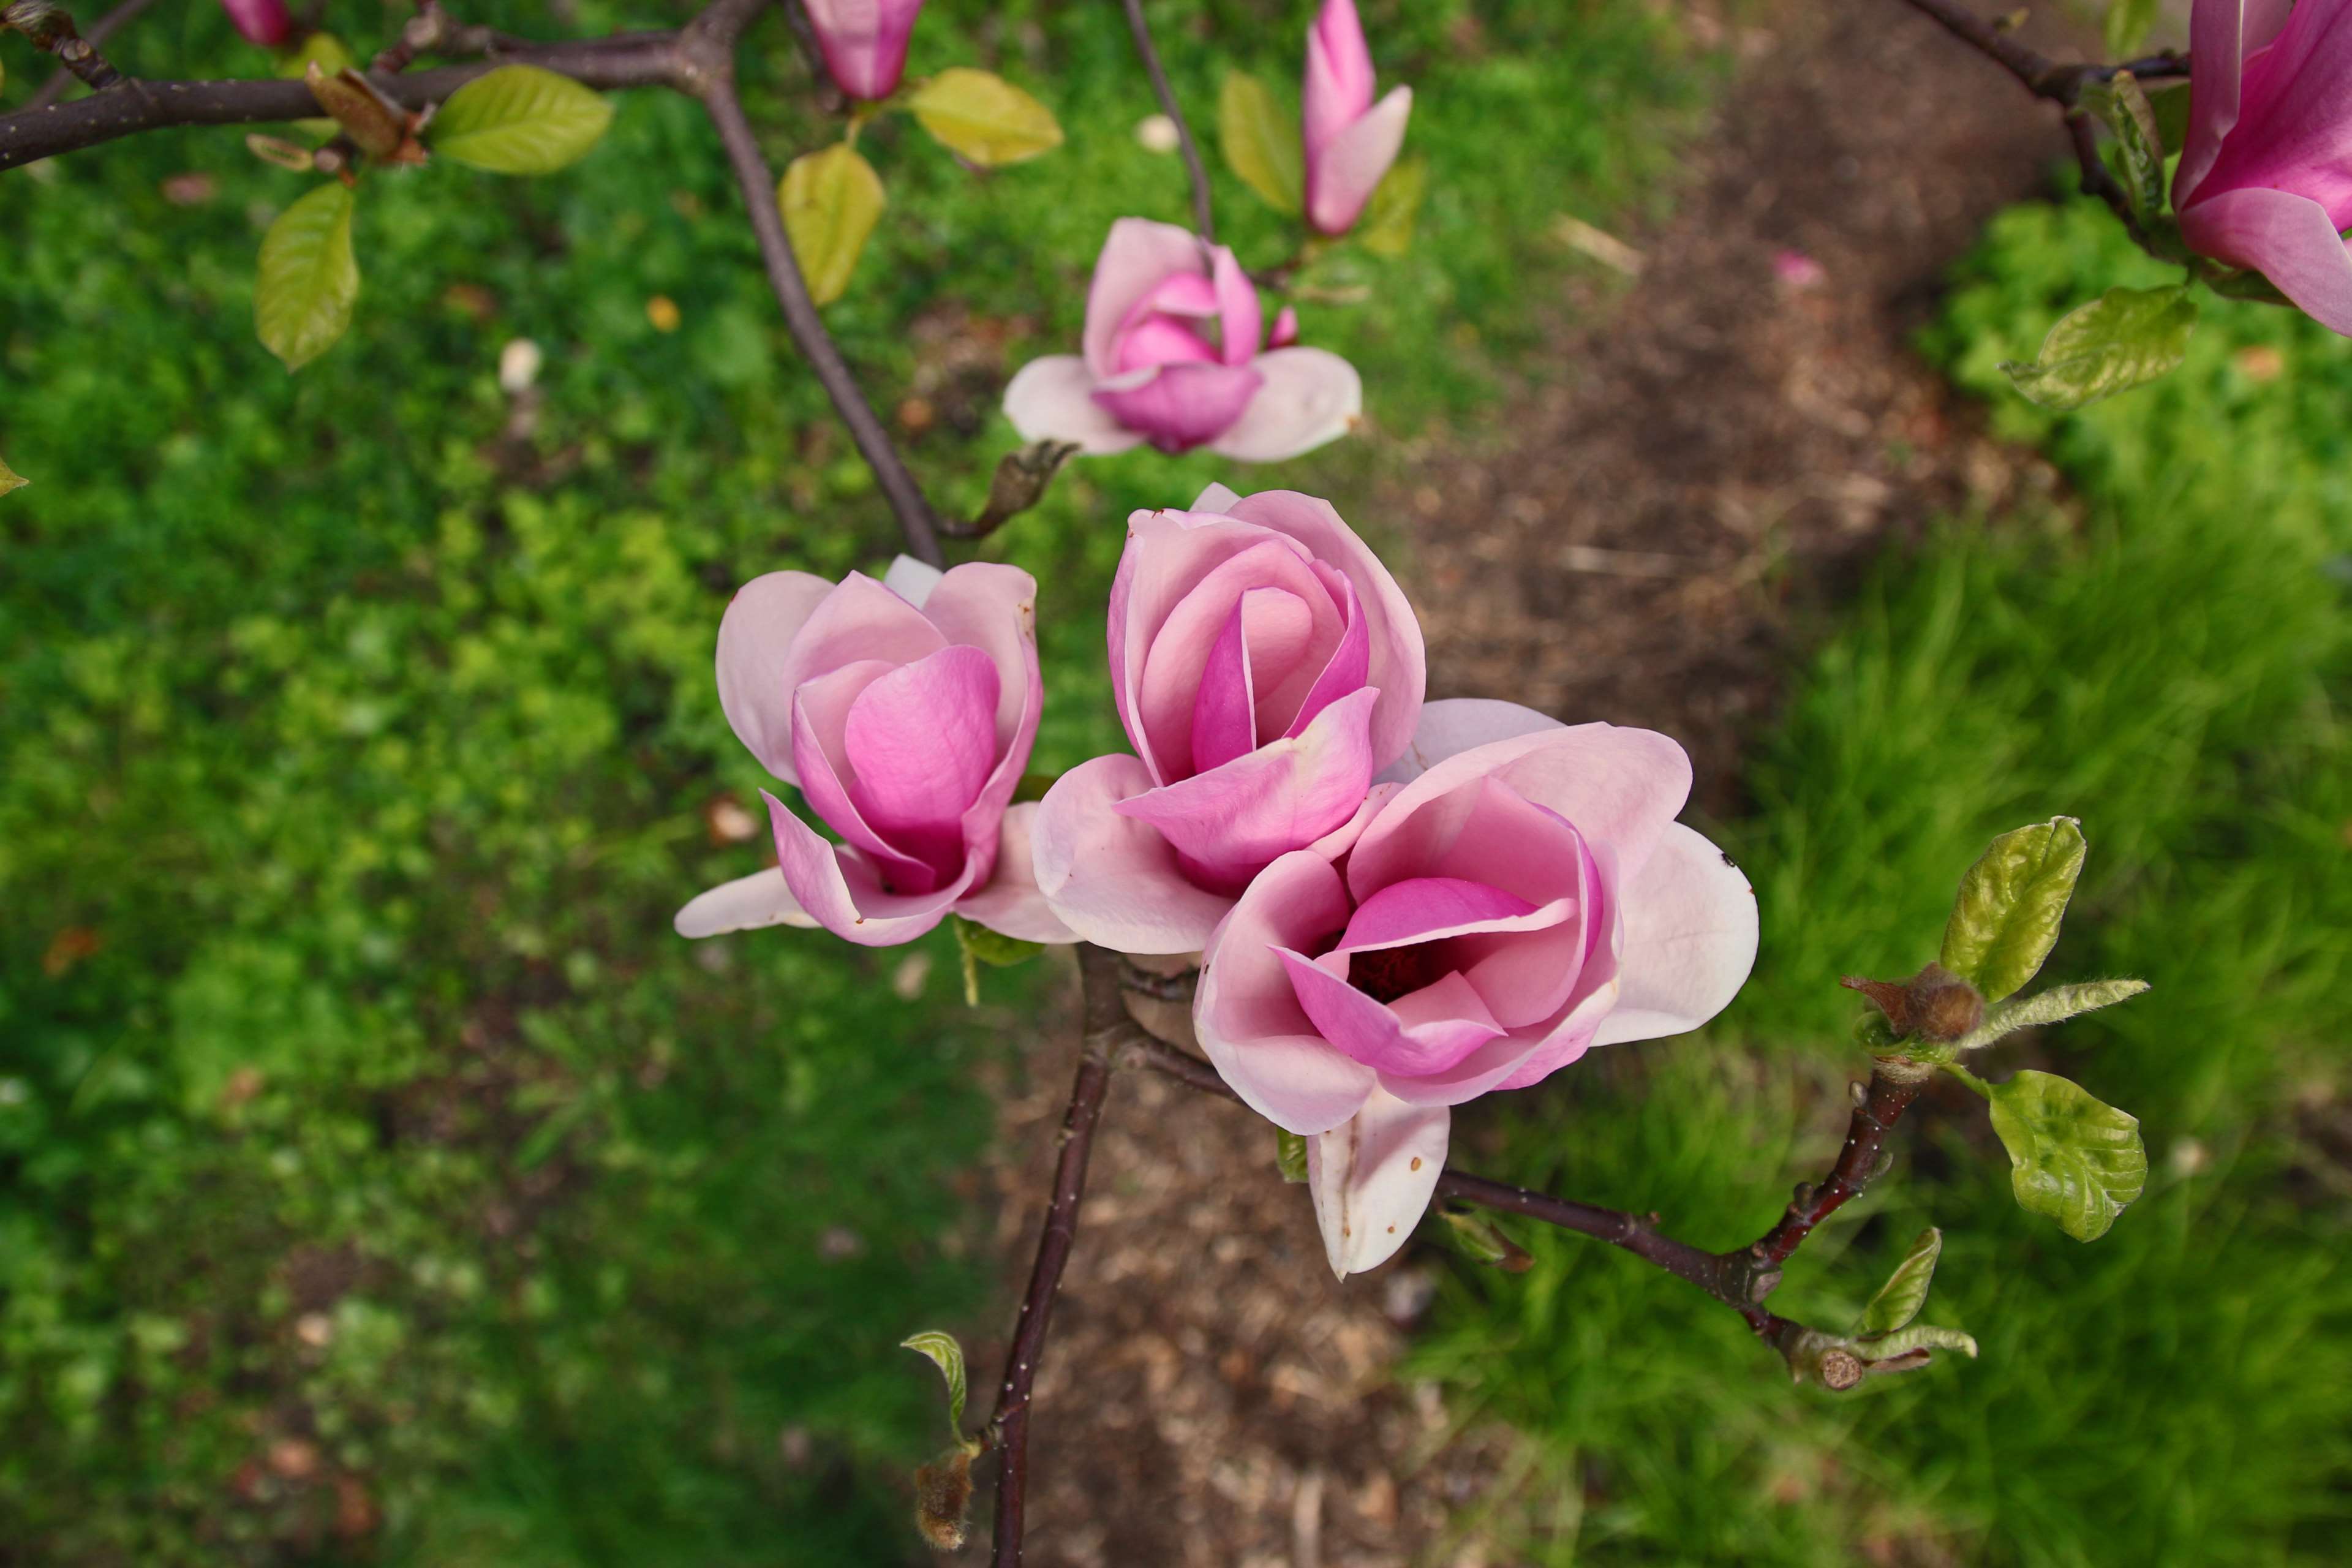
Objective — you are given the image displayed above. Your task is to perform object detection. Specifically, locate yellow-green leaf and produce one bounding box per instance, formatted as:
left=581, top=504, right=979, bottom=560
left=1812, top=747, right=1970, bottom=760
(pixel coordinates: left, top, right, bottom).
left=0, top=455, right=26, bottom=497
left=779, top=142, right=886, bottom=307
left=255, top=183, right=359, bottom=372
left=1358, top=155, right=1427, bottom=257
left=1275, top=1129, right=1308, bottom=1184
left=900, top=1330, right=969, bottom=1434
left=1857, top=1228, right=1941, bottom=1336
left=431, top=64, right=614, bottom=174
left=1218, top=70, right=1302, bottom=215
left=1989, top=1070, right=2147, bottom=1242
left=908, top=67, right=1063, bottom=167
left=2000, top=287, right=2198, bottom=411
left=1940, top=817, right=2087, bottom=1003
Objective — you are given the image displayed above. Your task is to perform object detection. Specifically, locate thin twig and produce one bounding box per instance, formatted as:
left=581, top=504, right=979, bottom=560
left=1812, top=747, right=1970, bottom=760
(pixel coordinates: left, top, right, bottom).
left=24, top=0, right=154, bottom=111
left=984, top=944, right=1126, bottom=1567
left=1115, top=956, right=1196, bottom=1003
left=1117, top=0, right=1215, bottom=240
left=5, top=0, right=125, bottom=99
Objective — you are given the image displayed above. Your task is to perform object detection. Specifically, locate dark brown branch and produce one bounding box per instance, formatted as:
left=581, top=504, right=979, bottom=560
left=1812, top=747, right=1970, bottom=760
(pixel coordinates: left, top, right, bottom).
left=1117, top=0, right=1215, bottom=240
left=1114, top=956, right=1196, bottom=1003
left=23, top=0, right=154, bottom=111
left=984, top=944, right=1125, bottom=1568
left=6, top=0, right=124, bottom=98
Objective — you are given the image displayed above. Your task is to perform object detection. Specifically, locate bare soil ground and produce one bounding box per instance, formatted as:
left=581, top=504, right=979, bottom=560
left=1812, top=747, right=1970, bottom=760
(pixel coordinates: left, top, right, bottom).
left=974, top=2, right=2079, bottom=1562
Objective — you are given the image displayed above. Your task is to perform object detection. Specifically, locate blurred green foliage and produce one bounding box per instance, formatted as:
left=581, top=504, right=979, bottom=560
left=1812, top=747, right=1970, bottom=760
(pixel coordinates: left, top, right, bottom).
left=0, top=0, right=1705, bottom=1561
left=1420, top=192, right=2352, bottom=1562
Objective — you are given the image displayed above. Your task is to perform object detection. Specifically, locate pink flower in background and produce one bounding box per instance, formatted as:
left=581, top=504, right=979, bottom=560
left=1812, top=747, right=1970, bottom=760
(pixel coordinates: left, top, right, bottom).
left=1032, top=483, right=1423, bottom=954
left=2176, top=0, right=2352, bottom=334
left=674, top=556, right=1071, bottom=948
left=802, top=0, right=925, bottom=102
left=1302, top=0, right=1412, bottom=235
left=1003, top=219, right=1361, bottom=461
left=218, top=0, right=292, bottom=47
left=1772, top=249, right=1825, bottom=290
left=1193, top=700, right=1759, bottom=1275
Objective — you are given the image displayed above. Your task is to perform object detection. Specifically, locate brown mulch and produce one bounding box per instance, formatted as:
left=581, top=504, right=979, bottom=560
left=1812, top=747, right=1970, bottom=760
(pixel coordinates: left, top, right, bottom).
left=973, top=2, right=2078, bottom=1563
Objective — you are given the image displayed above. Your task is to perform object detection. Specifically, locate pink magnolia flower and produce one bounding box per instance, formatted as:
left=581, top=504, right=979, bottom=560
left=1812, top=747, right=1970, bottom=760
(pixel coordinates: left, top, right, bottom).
left=1032, top=483, right=1423, bottom=954
left=674, top=556, right=1071, bottom=948
left=1193, top=699, right=1759, bottom=1275
left=2176, top=0, right=2352, bottom=334
left=218, top=0, right=292, bottom=47
left=1302, top=0, right=1413, bottom=236
left=1003, top=219, right=1362, bottom=461
left=802, top=0, right=925, bottom=102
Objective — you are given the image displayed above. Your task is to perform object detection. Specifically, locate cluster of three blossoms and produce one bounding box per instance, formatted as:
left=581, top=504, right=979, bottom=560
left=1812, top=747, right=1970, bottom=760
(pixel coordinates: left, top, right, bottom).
left=676, top=483, right=1760, bottom=1277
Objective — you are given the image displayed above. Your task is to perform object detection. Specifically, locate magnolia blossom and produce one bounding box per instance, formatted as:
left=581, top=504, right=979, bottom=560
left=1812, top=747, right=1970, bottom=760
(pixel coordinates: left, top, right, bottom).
left=2176, top=0, right=2352, bottom=334
left=1003, top=219, right=1360, bottom=461
left=1194, top=700, right=1760, bottom=1275
left=1302, top=0, right=1413, bottom=235
left=1033, top=484, right=1423, bottom=953
left=674, top=556, right=1071, bottom=948
left=802, top=0, right=925, bottom=102
left=218, top=0, right=292, bottom=47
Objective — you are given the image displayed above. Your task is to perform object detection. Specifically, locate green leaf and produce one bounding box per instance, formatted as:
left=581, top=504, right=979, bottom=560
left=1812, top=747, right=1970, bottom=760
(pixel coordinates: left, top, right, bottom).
left=907, top=68, right=1063, bottom=167
left=950, top=914, right=1040, bottom=970
left=1940, top=817, right=2088, bottom=1003
left=0, top=455, right=26, bottom=498
left=1357, top=155, right=1428, bottom=258
left=1954, top=978, right=2151, bottom=1052
left=1988, top=1069, right=2148, bottom=1241
left=2000, top=286, right=2198, bottom=410
left=2146, top=80, right=2193, bottom=158
left=1012, top=772, right=1060, bottom=805
left=779, top=143, right=886, bottom=308
left=2103, top=0, right=2159, bottom=59
left=1440, top=1209, right=1533, bottom=1272
left=1858, top=1227, right=1942, bottom=1336
left=1275, top=1129, right=1309, bottom=1184
left=431, top=64, right=614, bottom=174
left=900, top=1330, right=969, bottom=1434
left=255, top=183, right=359, bottom=372
left=1857, top=1322, right=1978, bottom=1360
left=1217, top=70, right=1302, bottom=215
left=2079, top=72, right=2165, bottom=224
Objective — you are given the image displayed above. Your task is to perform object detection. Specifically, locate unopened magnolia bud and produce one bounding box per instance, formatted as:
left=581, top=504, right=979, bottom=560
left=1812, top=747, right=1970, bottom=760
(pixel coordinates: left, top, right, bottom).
left=914, top=1446, right=973, bottom=1551
left=1841, top=962, right=1984, bottom=1043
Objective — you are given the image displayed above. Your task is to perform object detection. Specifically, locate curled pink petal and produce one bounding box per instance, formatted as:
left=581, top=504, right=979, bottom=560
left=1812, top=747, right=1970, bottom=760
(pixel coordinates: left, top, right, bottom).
left=1306, top=85, right=1413, bottom=236
left=801, top=0, right=926, bottom=102
left=1091, top=361, right=1267, bottom=453
left=1302, top=0, right=1378, bottom=159
left=1081, top=218, right=1211, bottom=379
left=954, top=802, right=1078, bottom=944
left=1589, top=823, right=1758, bottom=1049
left=843, top=645, right=1002, bottom=865
left=674, top=865, right=816, bottom=938
left=1033, top=753, right=1242, bottom=953
left=766, top=791, right=971, bottom=946
left=2179, top=186, right=2352, bottom=335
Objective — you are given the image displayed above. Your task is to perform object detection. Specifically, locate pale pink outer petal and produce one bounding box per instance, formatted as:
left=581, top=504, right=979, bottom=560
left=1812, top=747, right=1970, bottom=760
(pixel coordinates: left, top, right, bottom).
left=712, top=571, right=845, bottom=784
left=673, top=865, right=818, bottom=938
left=1193, top=850, right=1378, bottom=1132
left=1003, top=355, right=1148, bottom=456
left=954, top=802, right=1079, bottom=943
left=1376, top=697, right=1563, bottom=785
left=2178, top=186, right=2352, bottom=336
left=1307, top=85, right=1412, bottom=235
left=1032, top=753, right=1240, bottom=952
left=1082, top=218, right=1210, bottom=379
left=2178, top=0, right=2299, bottom=202
left=1589, top=822, right=1759, bottom=1047
left=1306, top=1087, right=1449, bottom=1278
left=1221, top=488, right=1423, bottom=767
left=1351, top=723, right=1692, bottom=897
left=1211, top=246, right=1265, bottom=366
left=882, top=555, right=943, bottom=609
left=765, top=791, right=974, bottom=946
left=1205, top=348, right=1364, bottom=464
left=1302, top=0, right=1378, bottom=159
left=1191, top=481, right=1243, bottom=512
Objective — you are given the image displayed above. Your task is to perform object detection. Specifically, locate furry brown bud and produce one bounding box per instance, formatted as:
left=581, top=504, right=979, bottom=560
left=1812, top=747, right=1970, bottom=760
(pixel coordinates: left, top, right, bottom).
left=1841, top=962, right=1985, bottom=1042
left=914, top=1446, right=974, bottom=1551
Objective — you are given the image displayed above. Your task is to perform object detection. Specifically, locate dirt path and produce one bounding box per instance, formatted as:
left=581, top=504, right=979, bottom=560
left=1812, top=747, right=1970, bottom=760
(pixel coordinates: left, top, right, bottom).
left=979, top=4, right=2073, bottom=1562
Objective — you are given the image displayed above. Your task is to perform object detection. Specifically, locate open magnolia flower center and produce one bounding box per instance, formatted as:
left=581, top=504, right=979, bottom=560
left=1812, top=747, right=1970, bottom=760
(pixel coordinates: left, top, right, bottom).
left=1345, top=939, right=1452, bottom=1003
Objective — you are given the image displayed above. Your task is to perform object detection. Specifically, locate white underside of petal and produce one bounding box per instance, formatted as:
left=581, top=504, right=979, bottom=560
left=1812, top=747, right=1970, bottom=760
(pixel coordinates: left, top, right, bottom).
left=1306, top=1088, right=1449, bottom=1277
left=673, top=865, right=818, bottom=938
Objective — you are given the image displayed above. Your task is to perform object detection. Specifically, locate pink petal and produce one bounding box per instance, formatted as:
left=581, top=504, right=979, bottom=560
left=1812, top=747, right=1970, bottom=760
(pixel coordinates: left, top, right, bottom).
left=1003, top=355, right=1147, bottom=456
left=1450, top=832, right=1600, bottom=1030
left=1302, top=0, right=1378, bottom=160
left=1191, top=482, right=1243, bottom=513
left=801, top=0, right=924, bottom=100
left=2178, top=0, right=2299, bottom=202
left=1113, top=315, right=1222, bottom=374
left=1093, top=361, right=1266, bottom=453
left=1032, top=753, right=1240, bottom=953
left=1205, top=347, right=1363, bottom=464
left=790, top=664, right=948, bottom=893
left=954, top=802, right=1078, bottom=943
left=1377, top=697, right=1562, bottom=785
left=766, top=791, right=971, bottom=946
left=1137, top=537, right=1333, bottom=780
left=1268, top=306, right=1300, bottom=349
left=1221, top=488, right=1422, bottom=765
left=1113, top=687, right=1380, bottom=892
left=1082, top=218, right=1210, bottom=380
left=881, top=555, right=943, bottom=609
left=713, top=571, right=856, bottom=783
left=843, top=645, right=1002, bottom=864
left=1307, top=85, right=1412, bottom=235
left=1280, top=951, right=1507, bottom=1076
left=1191, top=587, right=1276, bottom=774
left=218, top=0, right=292, bottom=47
left=2184, top=0, right=2352, bottom=226
left=2180, top=185, right=2352, bottom=336
left=1589, top=823, right=1758, bottom=1047
left=1350, top=773, right=1589, bottom=914
left=914, top=562, right=1042, bottom=772
left=673, top=865, right=816, bottom=938
left=1332, top=876, right=1542, bottom=952
left=1306, top=1087, right=1449, bottom=1278
left=1109, top=510, right=1283, bottom=782
left=1212, top=245, right=1264, bottom=366
left=1306, top=780, right=1398, bottom=861
left=1281, top=565, right=1370, bottom=741
left=1193, top=850, right=1378, bottom=1133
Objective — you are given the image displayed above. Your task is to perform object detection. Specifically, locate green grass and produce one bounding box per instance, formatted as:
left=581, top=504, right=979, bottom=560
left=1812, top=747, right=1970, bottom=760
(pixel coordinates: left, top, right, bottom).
left=0, top=1, right=1709, bottom=1561
left=1419, top=192, right=2352, bottom=1564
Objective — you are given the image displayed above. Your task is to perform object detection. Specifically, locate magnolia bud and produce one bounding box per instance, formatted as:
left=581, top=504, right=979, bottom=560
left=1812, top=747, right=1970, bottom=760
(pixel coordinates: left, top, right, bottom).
left=1841, top=962, right=1985, bottom=1044
left=913, top=1446, right=973, bottom=1551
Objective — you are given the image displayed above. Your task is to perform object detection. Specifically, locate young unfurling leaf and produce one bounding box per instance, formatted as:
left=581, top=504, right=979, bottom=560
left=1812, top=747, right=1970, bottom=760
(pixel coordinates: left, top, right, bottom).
left=255, top=183, right=359, bottom=372
left=1999, top=287, right=2198, bottom=410
left=1940, top=817, right=2087, bottom=1003
left=1953, top=977, right=2150, bottom=1052
left=908, top=68, right=1063, bottom=167
left=1218, top=70, right=1303, bottom=215
left=432, top=64, right=614, bottom=174
left=779, top=142, right=886, bottom=307
left=900, top=1330, right=970, bottom=1435
left=0, top=454, right=26, bottom=497
left=1988, top=1070, right=2147, bottom=1241
left=1856, top=1227, right=1942, bottom=1336
left=1275, top=1129, right=1309, bottom=1183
